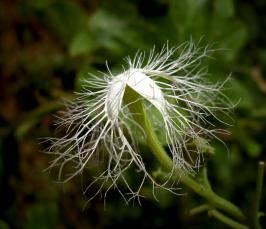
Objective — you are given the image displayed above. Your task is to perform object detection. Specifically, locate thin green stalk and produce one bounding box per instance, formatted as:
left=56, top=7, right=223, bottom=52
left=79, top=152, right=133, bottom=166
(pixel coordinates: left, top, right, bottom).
left=190, top=204, right=212, bottom=216
left=143, top=106, right=245, bottom=221
left=124, top=86, right=246, bottom=222
left=209, top=210, right=249, bottom=229
left=253, top=161, right=265, bottom=229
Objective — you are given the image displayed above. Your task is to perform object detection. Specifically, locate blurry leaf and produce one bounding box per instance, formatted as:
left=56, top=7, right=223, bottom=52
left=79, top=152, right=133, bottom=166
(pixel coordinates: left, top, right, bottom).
left=88, top=9, right=146, bottom=54
left=211, top=19, right=248, bottom=62
left=15, top=96, right=73, bottom=139
left=232, top=124, right=262, bottom=157
left=251, top=108, right=266, bottom=119
left=24, top=202, right=58, bottom=229
left=153, top=189, right=175, bottom=209
left=69, top=31, right=94, bottom=57
left=75, top=65, right=98, bottom=92
left=0, top=220, right=9, bottom=229
left=88, top=9, right=127, bottom=52
left=211, top=142, right=235, bottom=194
left=106, top=201, right=141, bottom=222
left=170, top=0, right=209, bottom=41
left=43, top=1, right=88, bottom=44
left=170, top=0, right=247, bottom=62
left=214, top=0, right=234, bottom=18
left=244, top=138, right=262, bottom=157
left=226, top=79, right=253, bottom=109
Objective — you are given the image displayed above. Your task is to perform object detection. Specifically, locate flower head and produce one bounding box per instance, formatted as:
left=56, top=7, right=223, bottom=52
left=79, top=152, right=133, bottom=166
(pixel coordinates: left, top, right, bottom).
left=46, top=41, right=231, bottom=202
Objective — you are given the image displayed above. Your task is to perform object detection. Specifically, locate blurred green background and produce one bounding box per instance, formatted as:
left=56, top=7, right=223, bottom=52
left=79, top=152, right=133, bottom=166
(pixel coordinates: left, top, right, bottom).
left=0, top=0, right=266, bottom=228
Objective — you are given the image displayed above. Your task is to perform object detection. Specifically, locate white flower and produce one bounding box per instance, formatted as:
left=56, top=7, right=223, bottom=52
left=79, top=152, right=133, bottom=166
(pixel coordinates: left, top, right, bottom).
left=46, top=41, right=230, bottom=202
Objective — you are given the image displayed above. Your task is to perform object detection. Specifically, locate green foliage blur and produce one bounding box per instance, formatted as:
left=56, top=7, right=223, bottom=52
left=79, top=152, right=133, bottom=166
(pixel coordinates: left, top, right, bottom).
left=0, top=0, right=266, bottom=228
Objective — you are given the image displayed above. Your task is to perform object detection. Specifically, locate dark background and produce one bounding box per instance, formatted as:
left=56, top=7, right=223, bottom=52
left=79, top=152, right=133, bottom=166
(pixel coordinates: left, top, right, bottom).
left=0, top=0, right=266, bottom=228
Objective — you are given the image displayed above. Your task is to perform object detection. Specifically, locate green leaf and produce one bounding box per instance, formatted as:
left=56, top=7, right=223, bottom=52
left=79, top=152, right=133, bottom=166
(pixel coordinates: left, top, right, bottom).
left=43, top=1, right=88, bottom=44
left=69, top=31, right=94, bottom=57
left=169, top=0, right=247, bottom=63
left=214, top=0, right=234, bottom=18
left=232, top=124, right=262, bottom=157
left=88, top=9, right=127, bottom=52
left=88, top=9, right=147, bottom=54
left=211, top=19, right=248, bottom=62
left=75, top=65, right=98, bottom=92
left=169, top=0, right=209, bottom=41
left=24, top=202, right=58, bottom=229
left=0, top=220, right=9, bottom=229
left=243, top=138, right=262, bottom=157
left=226, top=79, right=253, bottom=109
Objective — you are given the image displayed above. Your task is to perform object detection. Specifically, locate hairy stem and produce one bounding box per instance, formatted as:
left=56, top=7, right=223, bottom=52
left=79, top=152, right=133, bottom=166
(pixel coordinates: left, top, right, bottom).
left=124, top=86, right=246, bottom=222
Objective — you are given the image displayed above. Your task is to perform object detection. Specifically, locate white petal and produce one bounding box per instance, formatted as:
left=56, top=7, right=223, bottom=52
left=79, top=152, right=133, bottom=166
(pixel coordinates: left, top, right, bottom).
left=105, top=68, right=166, bottom=120
left=127, top=69, right=166, bottom=115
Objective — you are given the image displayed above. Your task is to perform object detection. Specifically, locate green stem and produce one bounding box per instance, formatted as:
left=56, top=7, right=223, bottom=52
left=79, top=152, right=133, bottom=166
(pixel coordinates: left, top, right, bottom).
left=124, top=86, right=246, bottom=221
left=253, top=161, right=265, bottom=229
left=144, top=107, right=245, bottom=221
left=209, top=210, right=249, bottom=229
left=190, top=204, right=212, bottom=216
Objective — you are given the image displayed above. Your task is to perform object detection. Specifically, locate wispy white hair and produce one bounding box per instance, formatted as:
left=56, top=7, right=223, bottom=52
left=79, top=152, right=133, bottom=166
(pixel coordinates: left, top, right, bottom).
left=45, top=41, right=231, bottom=203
